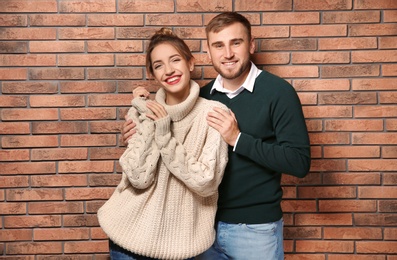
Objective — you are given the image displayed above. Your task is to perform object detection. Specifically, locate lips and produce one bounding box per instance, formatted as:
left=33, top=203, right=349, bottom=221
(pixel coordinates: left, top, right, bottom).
left=165, top=75, right=181, bottom=85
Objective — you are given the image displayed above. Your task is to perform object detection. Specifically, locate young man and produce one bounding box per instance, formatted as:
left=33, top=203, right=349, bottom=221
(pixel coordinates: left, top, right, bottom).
left=122, top=12, right=311, bottom=260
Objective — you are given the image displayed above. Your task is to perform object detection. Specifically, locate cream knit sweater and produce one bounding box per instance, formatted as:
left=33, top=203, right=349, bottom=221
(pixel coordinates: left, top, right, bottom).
left=98, top=81, right=228, bottom=259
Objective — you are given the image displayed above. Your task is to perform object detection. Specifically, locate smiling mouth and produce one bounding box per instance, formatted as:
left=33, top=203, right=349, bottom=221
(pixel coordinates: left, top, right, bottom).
left=222, top=61, right=237, bottom=66
left=165, top=76, right=181, bottom=84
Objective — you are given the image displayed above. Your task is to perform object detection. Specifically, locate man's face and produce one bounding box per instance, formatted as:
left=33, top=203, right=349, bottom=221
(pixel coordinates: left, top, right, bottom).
left=207, top=22, right=255, bottom=88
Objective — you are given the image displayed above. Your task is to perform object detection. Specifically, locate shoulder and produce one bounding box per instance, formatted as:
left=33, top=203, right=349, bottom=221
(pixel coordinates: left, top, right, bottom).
left=199, top=80, right=215, bottom=99
left=196, top=97, right=228, bottom=112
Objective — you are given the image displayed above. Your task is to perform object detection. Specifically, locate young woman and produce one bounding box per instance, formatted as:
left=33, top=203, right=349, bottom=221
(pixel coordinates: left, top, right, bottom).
left=97, top=28, right=229, bottom=260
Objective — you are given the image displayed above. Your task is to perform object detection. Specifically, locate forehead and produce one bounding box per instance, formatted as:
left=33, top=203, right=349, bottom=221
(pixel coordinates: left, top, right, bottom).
left=151, top=43, right=180, bottom=61
left=207, top=22, right=248, bottom=43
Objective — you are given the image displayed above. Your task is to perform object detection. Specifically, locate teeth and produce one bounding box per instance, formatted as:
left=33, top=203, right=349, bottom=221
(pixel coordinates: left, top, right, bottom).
left=167, top=77, right=179, bottom=83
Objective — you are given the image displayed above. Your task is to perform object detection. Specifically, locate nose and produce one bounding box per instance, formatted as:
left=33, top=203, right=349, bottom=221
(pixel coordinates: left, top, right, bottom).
left=165, top=63, right=175, bottom=75
left=224, top=45, right=234, bottom=59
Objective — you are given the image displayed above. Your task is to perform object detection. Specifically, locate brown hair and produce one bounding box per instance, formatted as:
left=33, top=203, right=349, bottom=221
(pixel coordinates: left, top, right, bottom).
left=205, top=12, right=252, bottom=41
left=146, top=28, right=193, bottom=77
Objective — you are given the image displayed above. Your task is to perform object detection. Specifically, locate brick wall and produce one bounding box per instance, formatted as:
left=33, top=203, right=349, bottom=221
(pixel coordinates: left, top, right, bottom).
left=1, top=0, right=397, bottom=259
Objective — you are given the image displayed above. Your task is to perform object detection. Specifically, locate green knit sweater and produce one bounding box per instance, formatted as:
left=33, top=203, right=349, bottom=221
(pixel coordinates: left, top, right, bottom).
left=200, top=70, right=311, bottom=224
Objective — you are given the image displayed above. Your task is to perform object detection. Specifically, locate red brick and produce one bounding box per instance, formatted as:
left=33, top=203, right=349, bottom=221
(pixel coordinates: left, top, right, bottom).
left=310, top=159, right=347, bottom=172
left=384, top=10, right=397, bottom=22
left=299, top=186, right=356, bottom=199
left=285, top=255, right=325, bottom=260
left=86, top=201, right=105, bottom=213
left=0, top=202, right=26, bottom=215
left=6, top=242, right=62, bottom=255
left=87, top=68, right=143, bottom=80
left=30, top=95, right=85, bottom=107
left=60, top=81, right=117, bottom=93
left=0, top=162, right=55, bottom=175
left=4, top=215, right=61, bottom=228
left=358, top=186, right=397, bottom=199
left=31, top=174, right=87, bottom=187
left=263, top=12, right=319, bottom=24
left=236, top=0, right=291, bottom=11
left=88, top=14, right=143, bottom=26
left=352, top=50, right=397, bottom=63
left=0, top=96, right=27, bottom=107
left=29, top=68, right=84, bottom=80
left=294, top=0, right=352, bottom=10
left=89, top=122, right=124, bottom=134
left=87, top=40, right=142, bottom=53
left=0, top=14, right=27, bottom=26
left=63, top=215, right=98, bottom=227
left=0, top=229, right=32, bottom=242
left=380, top=37, right=397, bottom=49
left=384, top=228, right=397, bottom=240
left=30, top=41, right=85, bottom=53
left=328, top=255, right=385, bottom=260
left=88, top=94, right=131, bottom=106
left=2, top=135, right=58, bottom=148
left=319, top=92, right=376, bottom=104
left=309, top=132, right=350, bottom=145
left=60, top=108, right=116, bottom=120
left=65, top=187, right=115, bottom=200
left=355, top=106, right=397, bottom=118
left=355, top=213, right=397, bottom=226
left=32, top=122, right=88, bottom=134
left=350, top=159, right=397, bottom=171
left=58, top=161, right=114, bottom=173
left=292, top=51, right=350, bottom=64
left=323, top=11, right=380, bottom=23
left=383, top=146, right=397, bottom=158
left=117, top=27, right=160, bottom=39
left=90, top=227, right=108, bottom=239
left=58, top=54, right=114, bottom=66
left=0, top=176, right=29, bottom=188
left=284, top=227, right=322, bottom=239
left=88, top=174, right=121, bottom=186
left=325, top=119, right=383, bottom=131
left=322, top=65, right=380, bottom=78
left=59, top=0, right=116, bottom=12
left=32, top=148, right=88, bottom=161
left=59, top=28, right=114, bottom=40
left=350, top=24, right=397, bottom=36
left=357, top=241, right=397, bottom=254
left=28, top=202, right=84, bottom=214
left=253, top=26, right=290, bottom=38
left=324, top=227, right=382, bottom=239
left=355, top=0, right=397, bottom=9
left=64, top=240, right=108, bottom=253
left=378, top=200, right=397, bottom=213
left=319, top=200, right=376, bottom=212
left=0, top=0, right=57, bottom=12
left=0, top=28, right=56, bottom=40
left=383, top=64, right=397, bottom=76
left=319, top=37, right=377, bottom=50
left=281, top=200, right=317, bottom=212
left=34, top=228, right=89, bottom=241
left=322, top=172, right=381, bottom=185
left=0, top=68, right=27, bottom=80
left=293, top=79, right=350, bottom=91
left=324, top=146, right=380, bottom=158
left=352, top=78, right=397, bottom=90
left=261, top=39, right=317, bottom=51
left=265, top=65, right=318, bottom=78
left=6, top=189, right=63, bottom=201
left=291, top=25, right=346, bottom=37
left=146, top=14, right=202, bottom=26
left=379, top=92, right=397, bottom=104
left=296, top=240, right=354, bottom=253
left=1, top=108, right=58, bottom=121
left=116, top=54, right=146, bottom=66
left=119, top=0, right=174, bottom=12
left=0, top=41, right=28, bottom=53
left=29, top=14, right=85, bottom=26
left=2, top=82, right=58, bottom=94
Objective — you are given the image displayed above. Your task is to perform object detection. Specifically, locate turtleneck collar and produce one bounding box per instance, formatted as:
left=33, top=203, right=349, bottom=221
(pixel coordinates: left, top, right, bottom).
left=155, top=80, right=200, bottom=122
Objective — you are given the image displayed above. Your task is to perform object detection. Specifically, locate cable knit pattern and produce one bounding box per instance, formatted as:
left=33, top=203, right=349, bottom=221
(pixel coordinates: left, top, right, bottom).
left=98, top=80, right=228, bottom=259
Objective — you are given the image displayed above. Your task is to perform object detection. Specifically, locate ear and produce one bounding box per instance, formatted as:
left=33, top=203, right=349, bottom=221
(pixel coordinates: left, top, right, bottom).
left=188, top=57, right=195, bottom=72
left=249, top=37, right=256, bottom=55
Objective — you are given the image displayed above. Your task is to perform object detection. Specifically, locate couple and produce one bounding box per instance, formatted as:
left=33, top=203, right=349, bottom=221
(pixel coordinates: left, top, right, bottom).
left=98, top=12, right=311, bottom=260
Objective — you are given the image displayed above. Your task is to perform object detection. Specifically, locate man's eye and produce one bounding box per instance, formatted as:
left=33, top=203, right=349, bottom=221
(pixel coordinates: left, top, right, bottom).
left=234, top=41, right=241, bottom=46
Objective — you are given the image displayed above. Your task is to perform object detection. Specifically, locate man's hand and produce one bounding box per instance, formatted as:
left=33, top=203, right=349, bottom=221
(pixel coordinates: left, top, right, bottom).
left=121, top=116, right=136, bottom=145
left=206, top=107, right=240, bottom=146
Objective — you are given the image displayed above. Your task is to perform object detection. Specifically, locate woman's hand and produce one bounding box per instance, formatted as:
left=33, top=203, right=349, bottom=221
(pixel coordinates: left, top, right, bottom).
left=146, top=100, right=168, bottom=121
left=133, top=87, right=150, bottom=99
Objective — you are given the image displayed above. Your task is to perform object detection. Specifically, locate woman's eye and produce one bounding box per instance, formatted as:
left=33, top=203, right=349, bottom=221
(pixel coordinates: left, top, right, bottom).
left=154, top=64, right=162, bottom=70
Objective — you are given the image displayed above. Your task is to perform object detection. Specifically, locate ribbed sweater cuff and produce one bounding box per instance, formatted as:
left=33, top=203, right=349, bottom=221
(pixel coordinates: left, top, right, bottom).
left=154, top=115, right=171, bottom=147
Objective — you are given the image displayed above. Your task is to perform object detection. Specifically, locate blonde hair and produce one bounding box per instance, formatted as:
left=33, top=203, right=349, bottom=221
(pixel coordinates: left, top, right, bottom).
left=146, top=28, right=193, bottom=77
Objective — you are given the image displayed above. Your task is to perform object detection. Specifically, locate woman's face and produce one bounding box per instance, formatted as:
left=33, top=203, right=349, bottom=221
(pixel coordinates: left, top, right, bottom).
left=150, top=43, right=194, bottom=105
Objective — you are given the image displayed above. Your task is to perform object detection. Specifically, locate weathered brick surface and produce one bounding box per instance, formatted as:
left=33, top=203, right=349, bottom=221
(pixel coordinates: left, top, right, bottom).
left=0, top=0, right=396, bottom=258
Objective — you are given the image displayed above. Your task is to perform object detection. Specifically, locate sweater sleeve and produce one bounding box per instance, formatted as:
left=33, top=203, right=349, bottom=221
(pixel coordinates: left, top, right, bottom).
left=118, top=98, right=160, bottom=189
left=235, top=84, right=311, bottom=178
left=153, top=112, right=228, bottom=197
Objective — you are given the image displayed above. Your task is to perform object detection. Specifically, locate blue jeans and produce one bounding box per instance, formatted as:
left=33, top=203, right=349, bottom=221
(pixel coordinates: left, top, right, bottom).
left=109, top=240, right=194, bottom=260
left=196, top=218, right=284, bottom=260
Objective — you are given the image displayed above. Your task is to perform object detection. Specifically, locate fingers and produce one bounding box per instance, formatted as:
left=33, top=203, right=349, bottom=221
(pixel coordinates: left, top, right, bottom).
left=121, top=117, right=137, bottom=145
left=146, top=100, right=168, bottom=120
left=133, top=87, right=150, bottom=99
left=207, top=107, right=240, bottom=146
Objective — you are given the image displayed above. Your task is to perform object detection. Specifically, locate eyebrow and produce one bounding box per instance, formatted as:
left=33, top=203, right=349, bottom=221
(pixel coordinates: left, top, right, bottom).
left=152, top=54, right=181, bottom=65
left=210, top=38, right=244, bottom=46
